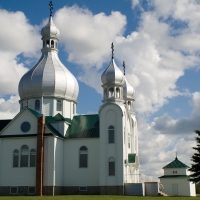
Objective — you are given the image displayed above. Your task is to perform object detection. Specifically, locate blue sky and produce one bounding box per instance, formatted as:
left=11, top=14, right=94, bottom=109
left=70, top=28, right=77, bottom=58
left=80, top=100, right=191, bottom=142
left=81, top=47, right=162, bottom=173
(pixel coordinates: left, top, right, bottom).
left=0, top=0, right=199, bottom=178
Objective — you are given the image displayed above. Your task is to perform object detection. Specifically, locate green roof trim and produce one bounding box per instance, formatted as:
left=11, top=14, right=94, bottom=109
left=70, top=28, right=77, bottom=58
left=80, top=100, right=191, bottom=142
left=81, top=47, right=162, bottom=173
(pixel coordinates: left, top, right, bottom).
left=159, top=175, right=189, bottom=179
left=66, top=114, right=99, bottom=138
left=128, top=153, right=136, bottom=163
left=163, top=157, right=189, bottom=169
left=46, top=113, right=71, bottom=124
left=27, top=108, right=40, bottom=118
left=45, top=123, right=65, bottom=139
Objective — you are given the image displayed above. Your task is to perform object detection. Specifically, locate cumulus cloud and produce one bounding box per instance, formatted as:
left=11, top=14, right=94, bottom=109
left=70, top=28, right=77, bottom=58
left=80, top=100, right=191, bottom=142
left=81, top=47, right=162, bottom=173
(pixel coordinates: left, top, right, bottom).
left=0, top=95, right=20, bottom=119
left=0, top=9, right=40, bottom=96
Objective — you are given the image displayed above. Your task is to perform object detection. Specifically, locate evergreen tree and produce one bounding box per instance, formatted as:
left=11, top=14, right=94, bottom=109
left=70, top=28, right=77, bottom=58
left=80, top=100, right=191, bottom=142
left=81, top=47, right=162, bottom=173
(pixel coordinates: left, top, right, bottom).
left=189, top=130, right=200, bottom=183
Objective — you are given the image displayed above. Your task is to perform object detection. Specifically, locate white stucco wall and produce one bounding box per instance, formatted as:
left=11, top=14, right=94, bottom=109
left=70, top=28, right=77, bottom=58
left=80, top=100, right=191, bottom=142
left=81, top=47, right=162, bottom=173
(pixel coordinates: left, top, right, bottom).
left=164, top=168, right=189, bottom=176
left=99, top=103, right=124, bottom=186
left=63, top=138, right=99, bottom=186
left=161, top=178, right=195, bottom=196
left=0, top=138, right=36, bottom=186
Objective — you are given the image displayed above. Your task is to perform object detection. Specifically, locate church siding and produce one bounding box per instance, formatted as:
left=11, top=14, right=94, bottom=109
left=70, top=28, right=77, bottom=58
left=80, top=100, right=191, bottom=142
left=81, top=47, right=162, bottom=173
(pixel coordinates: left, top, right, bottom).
left=63, top=138, right=99, bottom=186
left=0, top=138, right=36, bottom=186
left=43, top=137, right=55, bottom=186
left=54, top=138, right=64, bottom=186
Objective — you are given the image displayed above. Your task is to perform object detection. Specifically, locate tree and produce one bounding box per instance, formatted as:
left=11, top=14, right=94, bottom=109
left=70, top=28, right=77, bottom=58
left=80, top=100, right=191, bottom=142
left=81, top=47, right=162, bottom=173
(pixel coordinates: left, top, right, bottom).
left=189, top=130, right=200, bottom=183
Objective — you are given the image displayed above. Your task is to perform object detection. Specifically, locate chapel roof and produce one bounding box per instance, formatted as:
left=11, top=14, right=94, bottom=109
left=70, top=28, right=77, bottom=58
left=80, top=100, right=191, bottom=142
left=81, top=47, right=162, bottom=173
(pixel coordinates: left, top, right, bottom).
left=163, top=157, right=189, bottom=169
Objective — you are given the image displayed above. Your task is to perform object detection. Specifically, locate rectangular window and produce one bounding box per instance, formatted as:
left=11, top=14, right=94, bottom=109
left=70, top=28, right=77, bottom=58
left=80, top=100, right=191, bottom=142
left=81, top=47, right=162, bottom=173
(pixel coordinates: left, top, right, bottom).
left=79, top=186, right=87, bottom=191
left=109, top=130, right=114, bottom=143
left=28, top=187, right=35, bottom=194
left=20, top=155, right=28, bottom=167
left=109, top=162, right=115, bottom=176
left=79, top=154, right=87, bottom=168
left=13, top=155, right=19, bottom=167
left=30, top=154, right=36, bottom=167
left=10, top=187, right=18, bottom=194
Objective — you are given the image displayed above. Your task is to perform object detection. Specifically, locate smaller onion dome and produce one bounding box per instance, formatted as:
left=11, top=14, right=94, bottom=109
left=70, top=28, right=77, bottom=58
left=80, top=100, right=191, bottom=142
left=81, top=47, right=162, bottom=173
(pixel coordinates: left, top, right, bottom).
left=123, top=78, right=135, bottom=100
left=101, top=58, right=124, bottom=86
left=41, top=17, right=60, bottom=39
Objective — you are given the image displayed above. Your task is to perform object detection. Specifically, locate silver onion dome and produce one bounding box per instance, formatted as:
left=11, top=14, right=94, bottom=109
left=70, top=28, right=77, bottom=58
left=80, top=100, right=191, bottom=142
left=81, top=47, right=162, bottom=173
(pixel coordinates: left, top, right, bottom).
left=18, top=16, right=79, bottom=102
left=123, top=78, right=135, bottom=100
left=101, top=58, right=125, bottom=86
left=41, top=17, right=60, bottom=39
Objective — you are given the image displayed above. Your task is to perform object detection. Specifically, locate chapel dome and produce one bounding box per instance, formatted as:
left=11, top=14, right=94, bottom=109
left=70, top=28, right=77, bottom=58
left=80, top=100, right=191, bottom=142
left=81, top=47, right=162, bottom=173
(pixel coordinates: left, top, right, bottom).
left=18, top=16, right=79, bottom=102
left=41, top=16, right=60, bottom=38
left=101, top=58, right=124, bottom=86
left=123, top=78, right=135, bottom=100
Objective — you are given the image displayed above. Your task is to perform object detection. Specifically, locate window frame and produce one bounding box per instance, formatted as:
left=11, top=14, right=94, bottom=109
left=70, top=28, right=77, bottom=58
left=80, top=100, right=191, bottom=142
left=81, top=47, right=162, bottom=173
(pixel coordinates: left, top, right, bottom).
left=79, top=146, right=88, bottom=168
left=108, top=157, right=115, bottom=176
left=108, top=125, right=115, bottom=143
left=10, top=187, right=18, bottom=194
left=28, top=186, right=36, bottom=194
left=30, top=149, right=36, bottom=167
left=20, top=145, right=29, bottom=167
left=13, top=149, right=19, bottom=168
left=56, top=100, right=62, bottom=111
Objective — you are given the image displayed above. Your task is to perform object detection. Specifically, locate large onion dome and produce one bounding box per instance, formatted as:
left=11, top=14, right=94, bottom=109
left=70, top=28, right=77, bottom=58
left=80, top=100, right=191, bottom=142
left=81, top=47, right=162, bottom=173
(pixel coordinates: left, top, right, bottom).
left=18, top=16, right=79, bottom=102
left=123, top=78, right=135, bottom=100
left=101, top=58, right=124, bottom=86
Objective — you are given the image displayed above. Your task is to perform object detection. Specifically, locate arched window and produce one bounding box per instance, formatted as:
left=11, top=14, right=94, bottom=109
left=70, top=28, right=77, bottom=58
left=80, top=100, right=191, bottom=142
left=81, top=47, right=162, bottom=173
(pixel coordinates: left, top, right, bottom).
left=46, top=40, right=50, bottom=47
left=73, top=104, right=75, bottom=114
left=109, top=88, right=114, bottom=97
left=128, top=136, right=131, bottom=149
left=108, top=157, right=115, bottom=176
left=30, top=149, right=36, bottom=167
left=79, top=146, right=88, bottom=168
left=35, top=100, right=40, bottom=111
left=108, top=125, right=115, bottom=143
left=20, top=145, right=29, bottom=167
left=13, top=149, right=19, bottom=167
left=116, top=88, right=120, bottom=98
left=57, top=100, right=62, bottom=111
left=51, top=40, right=54, bottom=48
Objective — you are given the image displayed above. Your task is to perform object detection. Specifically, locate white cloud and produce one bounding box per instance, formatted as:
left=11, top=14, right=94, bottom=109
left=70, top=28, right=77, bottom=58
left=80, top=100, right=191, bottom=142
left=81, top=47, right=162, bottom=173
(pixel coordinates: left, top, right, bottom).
left=54, top=5, right=126, bottom=69
left=0, top=95, right=20, bottom=119
left=0, top=9, right=40, bottom=96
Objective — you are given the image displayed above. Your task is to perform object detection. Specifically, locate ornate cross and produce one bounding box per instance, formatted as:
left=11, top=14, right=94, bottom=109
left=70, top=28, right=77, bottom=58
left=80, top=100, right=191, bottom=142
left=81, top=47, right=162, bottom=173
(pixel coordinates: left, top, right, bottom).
left=111, top=42, right=114, bottom=59
left=123, top=61, right=125, bottom=75
left=49, top=1, right=53, bottom=16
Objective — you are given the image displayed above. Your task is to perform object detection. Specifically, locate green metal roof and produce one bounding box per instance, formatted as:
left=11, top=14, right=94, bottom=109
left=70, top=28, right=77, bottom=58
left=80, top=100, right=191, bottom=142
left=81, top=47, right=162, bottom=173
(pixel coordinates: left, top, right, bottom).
left=27, top=108, right=40, bottom=117
left=65, top=114, right=99, bottom=138
left=0, top=120, right=12, bottom=132
left=46, top=113, right=71, bottom=124
left=163, top=157, right=189, bottom=169
left=159, top=175, right=189, bottom=179
left=128, top=153, right=136, bottom=163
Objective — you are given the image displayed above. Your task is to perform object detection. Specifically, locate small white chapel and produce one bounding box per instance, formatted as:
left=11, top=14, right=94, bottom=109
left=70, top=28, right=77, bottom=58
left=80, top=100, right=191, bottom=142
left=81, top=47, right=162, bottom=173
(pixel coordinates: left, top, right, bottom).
left=0, top=2, right=139, bottom=196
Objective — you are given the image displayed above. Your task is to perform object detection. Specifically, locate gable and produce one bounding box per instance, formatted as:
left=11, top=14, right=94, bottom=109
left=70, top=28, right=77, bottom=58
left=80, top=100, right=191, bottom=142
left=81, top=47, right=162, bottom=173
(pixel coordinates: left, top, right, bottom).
left=0, top=108, right=38, bottom=136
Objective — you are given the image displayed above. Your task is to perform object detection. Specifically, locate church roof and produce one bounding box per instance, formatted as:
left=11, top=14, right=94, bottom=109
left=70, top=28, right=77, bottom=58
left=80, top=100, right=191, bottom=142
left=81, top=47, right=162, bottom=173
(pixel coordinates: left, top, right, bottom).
left=163, top=157, right=189, bottom=169
left=159, top=175, right=189, bottom=178
left=66, top=114, right=99, bottom=139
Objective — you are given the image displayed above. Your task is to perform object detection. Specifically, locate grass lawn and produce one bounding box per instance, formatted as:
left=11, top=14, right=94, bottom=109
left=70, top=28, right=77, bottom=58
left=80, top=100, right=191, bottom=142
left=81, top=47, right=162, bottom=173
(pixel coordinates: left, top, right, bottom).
left=0, top=196, right=199, bottom=200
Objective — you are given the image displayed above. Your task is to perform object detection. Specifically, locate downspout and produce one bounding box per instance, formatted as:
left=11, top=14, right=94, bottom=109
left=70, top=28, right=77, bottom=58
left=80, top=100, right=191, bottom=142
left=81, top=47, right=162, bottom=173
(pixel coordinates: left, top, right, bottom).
left=36, top=114, right=45, bottom=196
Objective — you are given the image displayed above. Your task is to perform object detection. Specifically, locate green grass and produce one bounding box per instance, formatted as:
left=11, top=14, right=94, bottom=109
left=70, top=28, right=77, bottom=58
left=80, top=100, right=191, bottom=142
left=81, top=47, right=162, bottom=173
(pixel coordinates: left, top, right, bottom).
left=0, top=196, right=199, bottom=200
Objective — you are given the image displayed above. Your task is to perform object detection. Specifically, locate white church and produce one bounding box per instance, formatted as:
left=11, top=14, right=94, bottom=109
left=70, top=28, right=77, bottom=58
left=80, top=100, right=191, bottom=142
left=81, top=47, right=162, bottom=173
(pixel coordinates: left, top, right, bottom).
left=0, top=3, right=139, bottom=196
